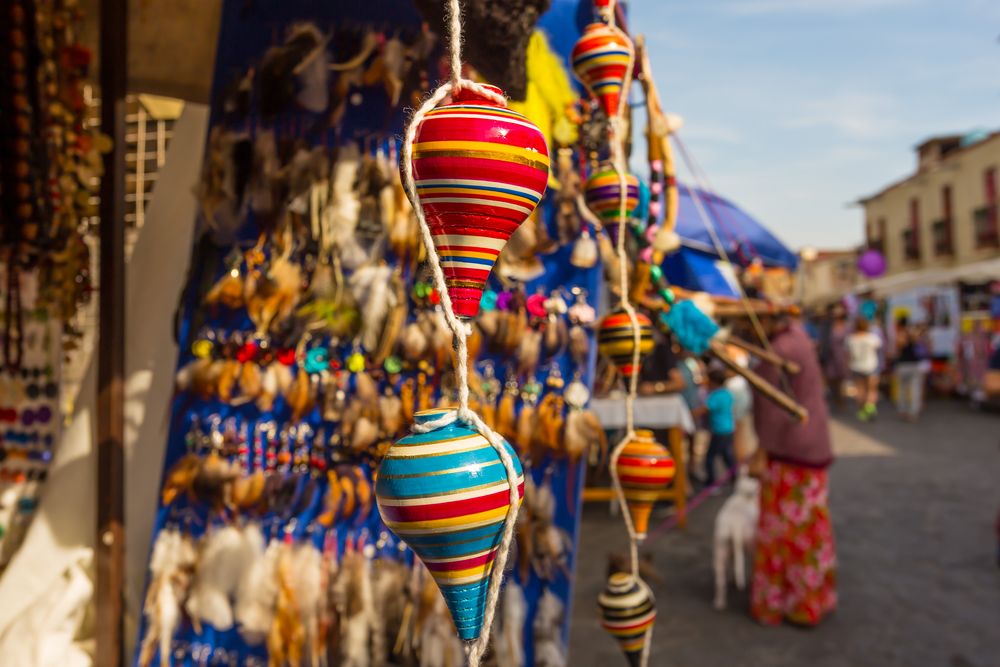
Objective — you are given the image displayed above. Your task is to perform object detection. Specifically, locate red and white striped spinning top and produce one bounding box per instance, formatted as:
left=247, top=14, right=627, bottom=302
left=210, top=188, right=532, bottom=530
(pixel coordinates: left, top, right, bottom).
left=410, top=85, right=549, bottom=318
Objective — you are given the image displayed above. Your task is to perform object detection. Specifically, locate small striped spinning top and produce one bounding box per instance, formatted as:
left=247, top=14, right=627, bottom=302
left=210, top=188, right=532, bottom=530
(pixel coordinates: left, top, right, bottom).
left=598, top=573, right=657, bottom=667
left=571, top=22, right=635, bottom=118
left=374, top=408, right=525, bottom=641
left=411, top=84, right=549, bottom=319
left=597, top=309, right=655, bottom=377
left=584, top=163, right=640, bottom=241
left=615, top=429, right=675, bottom=541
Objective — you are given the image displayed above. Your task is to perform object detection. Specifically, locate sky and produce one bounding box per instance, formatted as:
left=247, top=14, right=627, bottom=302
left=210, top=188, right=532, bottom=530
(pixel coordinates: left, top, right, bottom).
left=629, top=0, right=1000, bottom=251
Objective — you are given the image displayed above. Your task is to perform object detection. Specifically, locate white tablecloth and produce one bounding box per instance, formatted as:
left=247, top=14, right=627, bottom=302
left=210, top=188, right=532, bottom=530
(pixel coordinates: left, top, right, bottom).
left=590, top=394, right=696, bottom=433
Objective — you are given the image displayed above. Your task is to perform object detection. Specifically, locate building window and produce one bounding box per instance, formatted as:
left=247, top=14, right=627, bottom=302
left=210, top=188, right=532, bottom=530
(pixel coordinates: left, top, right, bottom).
left=868, top=216, right=886, bottom=254
left=975, top=167, right=999, bottom=249
left=933, top=185, right=954, bottom=255
left=904, top=198, right=921, bottom=260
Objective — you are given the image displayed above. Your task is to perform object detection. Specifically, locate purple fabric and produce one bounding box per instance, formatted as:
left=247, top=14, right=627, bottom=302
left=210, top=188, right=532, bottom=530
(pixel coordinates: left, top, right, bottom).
left=753, top=323, right=834, bottom=469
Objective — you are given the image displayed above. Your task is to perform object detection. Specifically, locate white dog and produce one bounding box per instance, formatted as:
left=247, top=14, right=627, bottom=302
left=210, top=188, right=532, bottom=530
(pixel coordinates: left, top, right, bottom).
left=712, top=473, right=761, bottom=610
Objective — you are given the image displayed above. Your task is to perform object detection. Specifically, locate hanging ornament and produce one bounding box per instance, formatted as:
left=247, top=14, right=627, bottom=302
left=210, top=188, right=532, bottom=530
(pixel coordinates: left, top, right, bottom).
left=374, top=408, right=525, bottom=641
left=584, top=163, right=640, bottom=242
left=410, top=84, right=549, bottom=319
left=597, top=310, right=654, bottom=377
left=614, top=429, right=675, bottom=541
left=571, top=23, right=635, bottom=120
left=598, top=573, right=656, bottom=667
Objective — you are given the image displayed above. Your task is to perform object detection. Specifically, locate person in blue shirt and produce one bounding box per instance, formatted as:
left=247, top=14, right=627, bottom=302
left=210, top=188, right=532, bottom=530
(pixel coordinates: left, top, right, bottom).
left=701, top=367, right=736, bottom=489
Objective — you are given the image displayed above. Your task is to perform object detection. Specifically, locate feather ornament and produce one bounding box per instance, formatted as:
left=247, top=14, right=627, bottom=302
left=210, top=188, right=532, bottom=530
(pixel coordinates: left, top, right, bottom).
left=292, top=541, right=326, bottom=665
left=400, top=321, right=429, bottom=362
left=378, top=390, right=403, bottom=439
left=492, top=581, right=526, bottom=667
left=515, top=402, right=536, bottom=459
left=569, top=229, right=598, bottom=269
left=138, top=528, right=197, bottom=667
left=269, top=542, right=306, bottom=667
left=185, top=524, right=258, bottom=631
left=371, top=560, right=409, bottom=667
left=349, top=265, right=395, bottom=352
left=532, top=590, right=567, bottom=667
left=235, top=532, right=278, bottom=645
left=335, top=550, right=375, bottom=667
left=286, top=369, right=316, bottom=422
left=497, top=384, right=518, bottom=443
left=568, top=325, right=590, bottom=367
left=516, top=329, right=542, bottom=378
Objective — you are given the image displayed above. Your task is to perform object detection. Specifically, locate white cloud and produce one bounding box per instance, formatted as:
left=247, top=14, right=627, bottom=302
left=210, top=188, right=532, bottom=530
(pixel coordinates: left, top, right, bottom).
left=782, top=91, right=900, bottom=139
left=722, top=0, right=916, bottom=16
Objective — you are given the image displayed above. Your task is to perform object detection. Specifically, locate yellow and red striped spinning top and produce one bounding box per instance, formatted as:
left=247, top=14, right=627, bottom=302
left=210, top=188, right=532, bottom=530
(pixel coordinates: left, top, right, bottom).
left=597, top=309, right=655, bottom=377
left=411, top=85, right=549, bottom=319
left=614, top=429, right=675, bottom=541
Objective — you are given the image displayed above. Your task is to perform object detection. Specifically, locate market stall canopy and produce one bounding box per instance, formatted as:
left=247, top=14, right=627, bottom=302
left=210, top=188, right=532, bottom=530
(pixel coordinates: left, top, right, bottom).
left=80, top=0, right=222, bottom=103
left=674, top=184, right=798, bottom=270
left=856, top=256, right=1000, bottom=297
left=662, top=247, right=741, bottom=298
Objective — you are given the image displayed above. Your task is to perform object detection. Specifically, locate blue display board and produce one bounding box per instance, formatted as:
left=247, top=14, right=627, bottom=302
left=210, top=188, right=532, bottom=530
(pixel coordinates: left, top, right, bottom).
left=135, top=1, right=601, bottom=665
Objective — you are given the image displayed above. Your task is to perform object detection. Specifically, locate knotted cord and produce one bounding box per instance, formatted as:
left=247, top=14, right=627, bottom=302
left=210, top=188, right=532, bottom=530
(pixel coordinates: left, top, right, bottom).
left=398, top=1, right=521, bottom=664
left=595, top=12, right=655, bottom=667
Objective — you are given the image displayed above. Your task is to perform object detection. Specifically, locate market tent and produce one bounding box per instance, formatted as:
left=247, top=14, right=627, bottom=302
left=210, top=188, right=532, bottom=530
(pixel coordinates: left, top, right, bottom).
left=659, top=182, right=797, bottom=295
left=662, top=247, right=742, bottom=298
left=674, top=183, right=799, bottom=270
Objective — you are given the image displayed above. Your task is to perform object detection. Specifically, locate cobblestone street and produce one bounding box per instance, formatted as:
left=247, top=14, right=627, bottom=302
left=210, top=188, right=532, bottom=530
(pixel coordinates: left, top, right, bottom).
left=569, top=401, right=1000, bottom=667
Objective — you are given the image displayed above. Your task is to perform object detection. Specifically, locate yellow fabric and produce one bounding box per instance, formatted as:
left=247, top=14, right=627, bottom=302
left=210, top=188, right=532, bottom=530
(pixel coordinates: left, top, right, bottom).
left=508, top=30, right=579, bottom=169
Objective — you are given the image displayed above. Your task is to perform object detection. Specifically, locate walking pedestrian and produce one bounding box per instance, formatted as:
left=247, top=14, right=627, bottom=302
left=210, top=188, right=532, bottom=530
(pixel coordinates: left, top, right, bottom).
left=749, top=314, right=837, bottom=627
left=700, top=368, right=736, bottom=492
left=846, top=317, right=882, bottom=421
left=823, top=309, right=850, bottom=407
left=892, top=315, right=928, bottom=421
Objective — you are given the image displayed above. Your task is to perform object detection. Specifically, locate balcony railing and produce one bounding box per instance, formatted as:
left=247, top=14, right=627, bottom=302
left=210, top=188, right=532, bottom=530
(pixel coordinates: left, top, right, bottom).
left=931, top=219, right=954, bottom=256
left=902, top=229, right=921, bottom=261
left=974, top=205, right=999, bottom=249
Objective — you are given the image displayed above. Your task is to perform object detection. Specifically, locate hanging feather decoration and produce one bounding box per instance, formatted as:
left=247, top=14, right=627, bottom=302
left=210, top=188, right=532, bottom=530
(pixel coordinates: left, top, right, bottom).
left=569, top=228, right=598, bottom=269
left=138, top=528, right=197, bottom=667
left=292, top=541, right=326, bottom=666
left=185, top=524, right=258, bottom=632
left=371, top=559, right=410, bottom=667
left=269, top=541, right=307, bottom=667
left=235, top=534, right=279, bottom=645
left=334, top=549, right=375, bottom=667
left=533, top=589, right=567, bottom=667
left=349, top=264, right=395, bottom=353
left=492, top=581, right=526, bottom=667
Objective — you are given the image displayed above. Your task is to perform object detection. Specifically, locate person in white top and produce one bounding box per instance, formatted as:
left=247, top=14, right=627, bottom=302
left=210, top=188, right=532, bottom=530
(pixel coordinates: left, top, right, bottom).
left=846, top=317, right=882, bottom=421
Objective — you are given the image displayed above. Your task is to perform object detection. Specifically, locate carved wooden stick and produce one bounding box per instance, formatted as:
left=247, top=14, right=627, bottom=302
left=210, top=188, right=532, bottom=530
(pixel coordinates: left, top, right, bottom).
left=710, top=340, right=808, bottom=423
left=722, top=335, right=801, bottom=375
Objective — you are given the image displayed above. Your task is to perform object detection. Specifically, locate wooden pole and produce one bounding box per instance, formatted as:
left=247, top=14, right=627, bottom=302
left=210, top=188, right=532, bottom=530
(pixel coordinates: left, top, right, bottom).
left=96, top=0, right=127, bottom=663
left=710, top=341, right=808, bottom=423
left=722, top=334, right=801, bottom=375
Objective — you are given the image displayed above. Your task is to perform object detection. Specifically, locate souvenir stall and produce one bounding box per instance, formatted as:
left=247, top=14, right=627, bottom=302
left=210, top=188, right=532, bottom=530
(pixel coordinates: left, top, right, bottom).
left=135, top=1, right=612, bottom=666
left=0, top=0, right=101, bottom=573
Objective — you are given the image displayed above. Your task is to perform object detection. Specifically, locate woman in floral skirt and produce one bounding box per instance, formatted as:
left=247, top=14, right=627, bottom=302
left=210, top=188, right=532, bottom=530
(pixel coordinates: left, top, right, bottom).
left=749, top=315, right=837, bottom=626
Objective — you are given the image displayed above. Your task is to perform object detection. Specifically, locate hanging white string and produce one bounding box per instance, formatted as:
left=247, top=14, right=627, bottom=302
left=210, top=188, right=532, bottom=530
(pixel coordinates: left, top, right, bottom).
left=599, top=17, right=643, bottom=586
left=398, top=1, right=522, bottom=665
left=672, top=135, right=786, bottom=382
